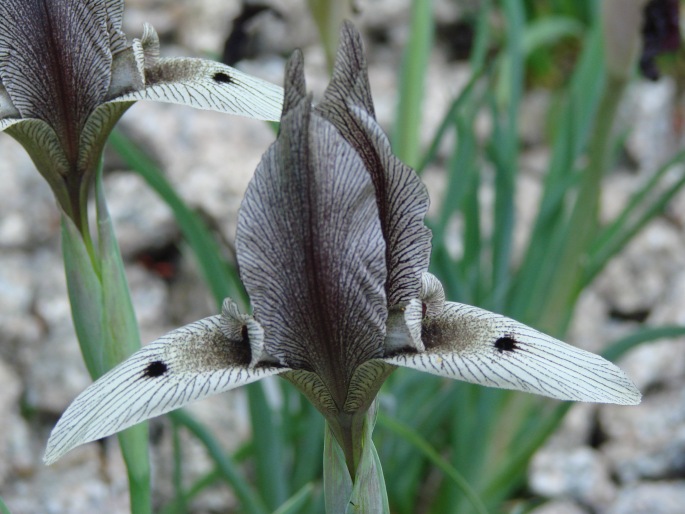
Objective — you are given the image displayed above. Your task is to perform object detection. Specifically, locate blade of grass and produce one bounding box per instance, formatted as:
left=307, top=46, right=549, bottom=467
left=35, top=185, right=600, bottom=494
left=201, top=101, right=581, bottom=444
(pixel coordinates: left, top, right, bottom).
left=489, top=0, right=524, bottom=311
left=274, top=483, right=317, bottom=514
left=248, top=381, right=287, bottom=510
left=0, top=496, right=11, bottom=514
left=393, top=0, right=434, bottom=168
left=602, top=325, right=685, bottom=362
left=107, top=129, right=244, bottom=307
left=377, top=413, right=488, bottom=514
left=585, top=151, right=685, bottom=284
left=169, top=410, right=269, bottom=514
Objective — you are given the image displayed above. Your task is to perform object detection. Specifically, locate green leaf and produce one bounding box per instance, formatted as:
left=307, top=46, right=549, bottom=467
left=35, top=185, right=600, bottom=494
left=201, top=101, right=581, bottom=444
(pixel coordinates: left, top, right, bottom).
left=107, top=129, right=244, bottom=309
left=274, top=483, right=316, bottom=514
left=393, top=0, right=434, bottom=168
left=170, top=410, right=269, bottom=514
left=94, top=168, right=152, bottom=514
left=324, top=423, right=353, bottom=514
left=378, top=413, right=488, bottom=514
left=60, top=214, right=104, bottom=378
left=0, top=495, right=11, bottom=514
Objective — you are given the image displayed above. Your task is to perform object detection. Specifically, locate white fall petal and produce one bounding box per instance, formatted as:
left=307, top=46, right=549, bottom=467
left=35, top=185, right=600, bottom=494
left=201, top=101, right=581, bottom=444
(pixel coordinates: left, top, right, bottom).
left=384, top=301, right=641, bottom=406
left=44, top=315, right=286, bottom=465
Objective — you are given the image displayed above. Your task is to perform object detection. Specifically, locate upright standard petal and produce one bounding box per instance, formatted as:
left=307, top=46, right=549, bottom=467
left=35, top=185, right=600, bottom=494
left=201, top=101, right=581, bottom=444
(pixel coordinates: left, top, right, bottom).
left=385, top=302, right=641, bottom=405
left=315, top=22, right=431, bottom=306
left=111, top=58, right=284, bottom=121
left=236, top=52, right=388, bottom=411
left=0, top=0, right=112, bottom=160
left=44, top=315, right=286, bottom=464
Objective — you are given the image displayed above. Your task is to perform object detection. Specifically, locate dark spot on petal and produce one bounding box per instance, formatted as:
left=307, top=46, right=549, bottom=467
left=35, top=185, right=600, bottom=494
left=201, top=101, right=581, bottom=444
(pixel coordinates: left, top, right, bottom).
left=241, top=324, right=249, bottom=345
left=421, top=302, right=427, bottom=319
left=143, top=360, right=168, bottom=378
left=494, top=336, right=519, bottom=353
left=213, top=71, right=233, bottom=84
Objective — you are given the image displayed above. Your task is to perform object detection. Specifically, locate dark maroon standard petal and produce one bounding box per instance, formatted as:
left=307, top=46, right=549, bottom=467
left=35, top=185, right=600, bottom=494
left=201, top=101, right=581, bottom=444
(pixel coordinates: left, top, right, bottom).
left=316, top=22, right=431, bottom=307
left=236, top=51, right=388, bottom=411
left=0, top=0, right=113, bottom=162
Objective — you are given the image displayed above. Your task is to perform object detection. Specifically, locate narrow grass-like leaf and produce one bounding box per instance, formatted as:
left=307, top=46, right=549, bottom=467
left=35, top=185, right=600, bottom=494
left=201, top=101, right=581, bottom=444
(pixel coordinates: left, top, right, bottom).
left=248, top=381, right=287, bottom=510
left=393, top=0, right=434, bottom=168
left=107, top=129, right=244, bottom=307
left=95, top=169, right=152, bottom=514
left=0, top=496, right=11, bottom=514
left=169, top=410, right=269, bottom=514
left=273, top=483, right=316, bottom=514
left=378, top=413, right=488, bottom=514
left=490, top=0, right=523, bottom=312
left=61, top=215, right=105, bottom=378
left=585, top=151, right=685, bottom=284
left=602, top=326, right=685, bottom=362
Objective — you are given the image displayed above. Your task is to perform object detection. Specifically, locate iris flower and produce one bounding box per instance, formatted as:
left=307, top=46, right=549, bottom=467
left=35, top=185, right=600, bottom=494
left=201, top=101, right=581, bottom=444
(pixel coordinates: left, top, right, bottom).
left=0, top=0, right=283, bottom=230
left=44, top=23, right=640, bottom=472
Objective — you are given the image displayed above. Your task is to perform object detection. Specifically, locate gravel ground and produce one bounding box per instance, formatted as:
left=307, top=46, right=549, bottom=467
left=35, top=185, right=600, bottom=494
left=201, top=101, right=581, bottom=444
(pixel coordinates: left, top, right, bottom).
left=1, top=1, right=684, bottom=512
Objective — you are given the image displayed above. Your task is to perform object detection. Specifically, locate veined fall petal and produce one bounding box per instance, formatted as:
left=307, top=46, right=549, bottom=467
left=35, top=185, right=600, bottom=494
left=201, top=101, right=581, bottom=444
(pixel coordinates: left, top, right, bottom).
left=44, top=311, right=287, bottom=465
left=383, top=274, right=641, bottom=406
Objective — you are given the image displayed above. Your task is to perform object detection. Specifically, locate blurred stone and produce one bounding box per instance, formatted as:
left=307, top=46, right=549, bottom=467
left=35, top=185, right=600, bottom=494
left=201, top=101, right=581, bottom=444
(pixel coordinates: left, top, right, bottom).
left=529, top=447, right=616, bottom=508
left=594, top=219, right=685, bottom=316
left=99, top=172, right=176, bottom=259
left=0, top=357, right=22, bottom=482
left=602, top=386, right=685, bottom=483
left=529, top=500, right=588, bottom=514
left=606, top=482, right=685, bottom=514
left=625, top=79, right=678, bottom=173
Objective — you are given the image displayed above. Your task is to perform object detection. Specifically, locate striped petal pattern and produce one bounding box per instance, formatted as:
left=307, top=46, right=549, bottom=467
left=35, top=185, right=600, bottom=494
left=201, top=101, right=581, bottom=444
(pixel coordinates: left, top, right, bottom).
left=236, top=50, right=388, bottom=412
left=385, top=301, right=641, bottom=405
left=44, top=314, right=286, bottom=464
left=316, top=22, right=431, bottom=306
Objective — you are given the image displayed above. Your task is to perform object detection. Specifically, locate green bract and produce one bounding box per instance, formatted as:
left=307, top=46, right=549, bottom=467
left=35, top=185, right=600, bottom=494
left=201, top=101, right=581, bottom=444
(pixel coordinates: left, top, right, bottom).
left=0, top=0, right=283, bottom=230
left=44, top=22, right=640, bottom=482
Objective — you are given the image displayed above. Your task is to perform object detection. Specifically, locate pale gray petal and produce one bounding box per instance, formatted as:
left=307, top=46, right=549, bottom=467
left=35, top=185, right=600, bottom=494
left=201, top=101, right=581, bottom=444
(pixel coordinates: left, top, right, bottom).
left=111, top=57, right=284, bottom=121
left=44, top=315, right=286, bottom=465
left=236, top=55, right=387, bottom=409
left=0, top=0, right=112, bottom=151
left=385, top=302, right=641, bottom=405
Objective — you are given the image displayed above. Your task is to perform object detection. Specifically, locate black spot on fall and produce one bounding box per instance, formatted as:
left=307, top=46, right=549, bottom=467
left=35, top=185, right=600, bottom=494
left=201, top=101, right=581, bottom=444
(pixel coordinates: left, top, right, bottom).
left=143, top=360, right=168, bottom=378
left=212, top=71, right=233, bottom=84
left=494, top=336, right=519, bottom=353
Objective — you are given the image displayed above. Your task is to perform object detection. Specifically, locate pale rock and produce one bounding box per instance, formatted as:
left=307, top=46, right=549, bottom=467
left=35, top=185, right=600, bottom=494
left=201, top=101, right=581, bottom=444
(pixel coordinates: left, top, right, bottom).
left=529, top=500, right=589, bottom=514
left=606, top=482, right=685, bottom=514
left=529, top=447, right=617, bottom=508
left=601, top=387, right=685, bottom=483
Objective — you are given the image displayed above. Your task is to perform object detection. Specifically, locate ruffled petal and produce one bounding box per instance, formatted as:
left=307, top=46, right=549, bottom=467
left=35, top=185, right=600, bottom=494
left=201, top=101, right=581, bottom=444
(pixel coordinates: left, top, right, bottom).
left=236, top=52, right=387, bottom=409
left=384, top=302, right=641, bottom=405
left=44, top=315, right=286, bottom=465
